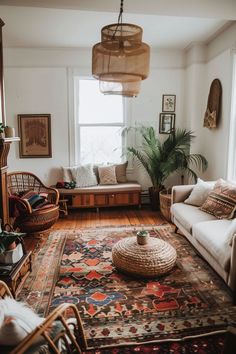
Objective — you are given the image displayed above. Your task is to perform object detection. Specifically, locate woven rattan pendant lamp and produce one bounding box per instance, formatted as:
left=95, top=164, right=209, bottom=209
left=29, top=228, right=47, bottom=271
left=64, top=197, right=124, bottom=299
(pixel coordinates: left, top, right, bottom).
left=92, top=0, right=150, bottom=97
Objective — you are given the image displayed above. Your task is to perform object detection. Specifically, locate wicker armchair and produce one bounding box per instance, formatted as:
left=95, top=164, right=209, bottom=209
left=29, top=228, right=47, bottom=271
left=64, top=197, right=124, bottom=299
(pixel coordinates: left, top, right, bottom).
left=0, top=280, right=87, bottom=354
left=7, top=172, right=59, bottom=234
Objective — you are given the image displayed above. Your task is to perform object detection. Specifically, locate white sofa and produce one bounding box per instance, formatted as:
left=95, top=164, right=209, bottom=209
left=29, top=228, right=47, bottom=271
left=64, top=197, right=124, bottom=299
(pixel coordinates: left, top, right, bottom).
left=171, top=184, right=236, bottom=303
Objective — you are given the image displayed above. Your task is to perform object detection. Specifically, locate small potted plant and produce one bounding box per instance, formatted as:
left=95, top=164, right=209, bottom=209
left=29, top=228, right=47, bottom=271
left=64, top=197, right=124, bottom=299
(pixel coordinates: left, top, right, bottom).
left=0, top=225, right=26, bottom=264
left=4, top=125, right=15, bottom=138
left=136, top=230, right=150, bottom=245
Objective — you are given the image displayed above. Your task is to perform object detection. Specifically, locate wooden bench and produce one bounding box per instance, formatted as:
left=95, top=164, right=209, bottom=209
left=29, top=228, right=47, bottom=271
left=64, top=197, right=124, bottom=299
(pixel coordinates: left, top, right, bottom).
left=58, top=182, right=141, bottom=211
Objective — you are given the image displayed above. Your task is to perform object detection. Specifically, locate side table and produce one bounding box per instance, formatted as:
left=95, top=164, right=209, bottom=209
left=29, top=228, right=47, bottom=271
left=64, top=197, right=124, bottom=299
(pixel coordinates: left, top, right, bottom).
left=0, top=251, right=32, bottom=297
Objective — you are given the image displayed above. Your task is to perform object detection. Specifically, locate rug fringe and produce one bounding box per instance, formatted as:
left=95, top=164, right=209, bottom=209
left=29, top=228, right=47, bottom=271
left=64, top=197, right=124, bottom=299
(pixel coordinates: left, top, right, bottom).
left=86, top=329, right=227, bottom=350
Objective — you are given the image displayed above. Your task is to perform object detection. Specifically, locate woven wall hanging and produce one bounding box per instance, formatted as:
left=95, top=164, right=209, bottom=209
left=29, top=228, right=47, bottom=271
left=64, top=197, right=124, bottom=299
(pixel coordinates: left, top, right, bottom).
left=203, top=78, right=222, bottom=129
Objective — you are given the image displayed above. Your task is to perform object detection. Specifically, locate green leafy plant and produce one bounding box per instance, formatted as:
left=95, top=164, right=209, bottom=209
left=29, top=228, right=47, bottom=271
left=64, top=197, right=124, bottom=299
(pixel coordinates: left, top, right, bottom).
left=136, top=230, right=149, bottom=237
left=127, top=127, right=208, bottom=190
left=0, top=123, right=5, bottom=134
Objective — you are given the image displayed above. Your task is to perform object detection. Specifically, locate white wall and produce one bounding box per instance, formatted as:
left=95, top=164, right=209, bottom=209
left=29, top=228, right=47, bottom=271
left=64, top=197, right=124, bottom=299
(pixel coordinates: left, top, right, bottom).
left=3, top=48, right=186, bottom=187
left=5, top=67, right=69, bottom=184
left=184, top=23, right=236, bottom=182
left=3, top=22, right=236, bottom=187
left=202, top=49, right=233, bottom=180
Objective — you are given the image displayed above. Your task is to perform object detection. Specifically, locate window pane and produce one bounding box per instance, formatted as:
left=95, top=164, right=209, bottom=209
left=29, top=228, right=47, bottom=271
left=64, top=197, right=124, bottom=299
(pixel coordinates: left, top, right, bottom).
left=80, top=126, right=123, bottom=164
left=77, top=79, right=123, bottom=124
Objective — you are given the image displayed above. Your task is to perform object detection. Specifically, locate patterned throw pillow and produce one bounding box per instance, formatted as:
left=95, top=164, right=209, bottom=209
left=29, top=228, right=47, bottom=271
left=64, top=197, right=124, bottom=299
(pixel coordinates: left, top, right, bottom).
left=200, top=179, right=236, bottom=219
left=98, top=165, right=117, bottom=185
left=71, top=164, right=98, bottom=188
left=115, top=161, right=128, bottom=183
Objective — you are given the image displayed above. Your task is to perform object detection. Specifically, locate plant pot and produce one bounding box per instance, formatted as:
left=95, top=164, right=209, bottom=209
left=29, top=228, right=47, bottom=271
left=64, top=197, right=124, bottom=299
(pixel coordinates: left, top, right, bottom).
left=137, top=231, right=150, bottom=245
left=4, top=126, right=15, bottom=138
left=0, top=242, right=23, bottom=264
left=7, top=241, right=17, bottom=250
left=149, top=187, right=162, bottom=211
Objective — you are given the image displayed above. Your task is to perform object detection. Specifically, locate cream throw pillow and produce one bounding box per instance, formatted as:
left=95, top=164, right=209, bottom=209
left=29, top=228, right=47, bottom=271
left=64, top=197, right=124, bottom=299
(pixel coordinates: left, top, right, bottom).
left=98, top=165, right=117, bottom=185
left=184, top=178, right=215, bottom=207
left=71, top=164, right=97, bottom=187
left=62, top=166, right=73, bottom=182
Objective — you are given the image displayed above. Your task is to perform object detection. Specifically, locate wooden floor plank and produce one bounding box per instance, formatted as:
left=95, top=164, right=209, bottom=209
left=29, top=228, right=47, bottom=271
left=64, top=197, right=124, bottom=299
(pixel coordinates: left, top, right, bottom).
left=24, top=207, right=168, bottom=253
left=54, top=206, right=166, bottom=229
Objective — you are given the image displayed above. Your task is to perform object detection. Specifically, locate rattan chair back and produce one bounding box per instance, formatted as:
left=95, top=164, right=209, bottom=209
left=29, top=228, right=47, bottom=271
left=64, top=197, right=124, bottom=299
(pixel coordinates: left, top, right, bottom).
left=8, top=171, right=59, bottom=205
left=0, top=281, right=87, bottom=354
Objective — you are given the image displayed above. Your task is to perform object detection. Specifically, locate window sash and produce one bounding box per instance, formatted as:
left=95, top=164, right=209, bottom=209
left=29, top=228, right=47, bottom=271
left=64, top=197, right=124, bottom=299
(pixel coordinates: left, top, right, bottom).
left=75, top=77, right=127, bottom=165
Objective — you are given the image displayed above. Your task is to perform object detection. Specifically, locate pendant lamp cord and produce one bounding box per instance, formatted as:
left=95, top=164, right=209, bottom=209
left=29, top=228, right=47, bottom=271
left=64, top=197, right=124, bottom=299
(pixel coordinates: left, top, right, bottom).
left=118, top=0, right=123, bottom=24
left=112, top=0, right=124, bottom=39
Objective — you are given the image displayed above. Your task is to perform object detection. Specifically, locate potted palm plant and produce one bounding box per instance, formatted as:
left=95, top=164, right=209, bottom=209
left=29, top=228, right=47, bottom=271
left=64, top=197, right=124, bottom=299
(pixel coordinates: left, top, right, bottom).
left=127, top=127, right=208, bottom=210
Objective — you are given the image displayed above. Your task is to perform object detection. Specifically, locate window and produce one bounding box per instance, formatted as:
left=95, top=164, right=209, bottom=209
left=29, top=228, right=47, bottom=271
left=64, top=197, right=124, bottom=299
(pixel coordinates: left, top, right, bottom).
left=74, top=78, right=126, bottom=165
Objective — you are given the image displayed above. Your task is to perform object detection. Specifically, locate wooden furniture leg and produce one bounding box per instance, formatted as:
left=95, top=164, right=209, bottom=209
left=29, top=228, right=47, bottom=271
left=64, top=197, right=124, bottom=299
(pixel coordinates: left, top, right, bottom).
left=58, top=199, right=68, bottom=217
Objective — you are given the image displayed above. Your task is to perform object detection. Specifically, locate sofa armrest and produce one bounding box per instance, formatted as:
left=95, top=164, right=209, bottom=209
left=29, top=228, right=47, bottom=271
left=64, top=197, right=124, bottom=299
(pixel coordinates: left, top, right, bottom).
left=171, top=185, right=195, bottom=204
left=228, top=234, right=236, bottom=292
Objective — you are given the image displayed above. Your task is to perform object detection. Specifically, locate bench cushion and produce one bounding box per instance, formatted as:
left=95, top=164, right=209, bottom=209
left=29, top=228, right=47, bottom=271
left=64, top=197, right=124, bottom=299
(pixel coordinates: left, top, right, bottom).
left=58, top=182, right=141, bottom=194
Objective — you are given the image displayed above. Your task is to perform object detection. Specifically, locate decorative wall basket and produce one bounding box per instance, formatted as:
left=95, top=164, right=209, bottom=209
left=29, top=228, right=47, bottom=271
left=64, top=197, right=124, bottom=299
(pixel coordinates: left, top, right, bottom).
left=203, top=78, right=222, bottom=129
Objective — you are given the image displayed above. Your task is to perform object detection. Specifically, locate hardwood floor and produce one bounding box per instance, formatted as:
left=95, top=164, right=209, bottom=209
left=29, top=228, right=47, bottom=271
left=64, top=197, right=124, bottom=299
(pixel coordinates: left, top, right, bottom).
left=53, top=206, right=167, bottom=229
left=24, top=206, right=168, bottom=252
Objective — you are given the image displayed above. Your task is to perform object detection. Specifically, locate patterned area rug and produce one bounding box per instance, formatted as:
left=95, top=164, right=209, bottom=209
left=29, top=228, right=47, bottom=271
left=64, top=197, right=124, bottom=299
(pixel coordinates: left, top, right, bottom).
left=18, top=231, right=66, bottom=315
left=47, top=225, right=236, bottom=350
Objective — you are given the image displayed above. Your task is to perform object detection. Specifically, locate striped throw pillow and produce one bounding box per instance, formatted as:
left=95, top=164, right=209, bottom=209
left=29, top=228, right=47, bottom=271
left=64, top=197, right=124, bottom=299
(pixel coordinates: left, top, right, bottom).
left=200, top=179, right=236, bottom=219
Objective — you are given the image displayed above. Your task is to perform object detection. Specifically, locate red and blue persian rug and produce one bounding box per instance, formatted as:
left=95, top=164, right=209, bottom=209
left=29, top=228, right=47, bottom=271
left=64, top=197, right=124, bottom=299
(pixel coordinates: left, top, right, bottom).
left=43, top=225, right=236, bottom=352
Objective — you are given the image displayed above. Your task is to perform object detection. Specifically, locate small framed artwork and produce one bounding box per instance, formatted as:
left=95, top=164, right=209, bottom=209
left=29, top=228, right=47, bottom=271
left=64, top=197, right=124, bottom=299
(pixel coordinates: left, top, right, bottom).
left=159, top=113, right=175, bottom=134
left=162, top=94, right=176, bottom=112
left=18, top=114, right=52, bottom=158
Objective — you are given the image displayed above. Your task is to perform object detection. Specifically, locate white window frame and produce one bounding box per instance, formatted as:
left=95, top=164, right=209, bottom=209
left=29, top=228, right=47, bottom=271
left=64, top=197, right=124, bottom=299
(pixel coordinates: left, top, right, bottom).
left=70, top=73, right=130, bottom=166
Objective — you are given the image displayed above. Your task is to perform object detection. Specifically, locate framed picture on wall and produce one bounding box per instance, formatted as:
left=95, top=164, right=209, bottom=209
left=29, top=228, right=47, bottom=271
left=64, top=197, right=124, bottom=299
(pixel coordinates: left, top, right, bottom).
left=162, top=94, right=176, bottom=112
left=159, top=113, right=175, bottom=134
left=18, top=114, right=52, bottom=158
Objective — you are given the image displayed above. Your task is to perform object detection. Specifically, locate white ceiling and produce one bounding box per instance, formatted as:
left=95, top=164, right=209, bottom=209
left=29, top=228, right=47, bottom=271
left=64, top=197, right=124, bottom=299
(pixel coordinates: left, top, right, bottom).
left=0, top=0, right=236, bottom=49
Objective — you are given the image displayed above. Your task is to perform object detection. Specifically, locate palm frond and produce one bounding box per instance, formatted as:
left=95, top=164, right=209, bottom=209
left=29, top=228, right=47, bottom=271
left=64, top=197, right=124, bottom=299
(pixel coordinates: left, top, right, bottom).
left=126, top=126, right=208, bottom=188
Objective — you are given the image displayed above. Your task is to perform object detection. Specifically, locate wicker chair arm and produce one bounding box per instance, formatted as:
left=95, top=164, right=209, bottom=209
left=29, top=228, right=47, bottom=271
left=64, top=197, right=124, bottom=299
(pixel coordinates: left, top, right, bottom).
left=19, top=198, right=33, bottom=214
left=46, top=187, right=59, bottom=205
left=0, top=280, right=14, bottom=298
left=10, top=303, right=87, bottom=354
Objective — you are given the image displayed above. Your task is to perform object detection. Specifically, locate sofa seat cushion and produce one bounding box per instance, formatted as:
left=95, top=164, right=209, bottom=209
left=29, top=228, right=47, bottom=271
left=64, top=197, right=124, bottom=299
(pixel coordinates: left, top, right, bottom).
left=58, top=182, right=141, bottom=194
left=171, top=203, right=216, bottom=233
left=192, top=220, right=232, bottom=271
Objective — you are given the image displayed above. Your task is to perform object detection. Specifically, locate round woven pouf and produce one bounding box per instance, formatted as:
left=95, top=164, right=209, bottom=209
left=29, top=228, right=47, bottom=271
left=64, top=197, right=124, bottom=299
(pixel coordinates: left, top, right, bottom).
left=112, top=236, right=177, bottom=278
